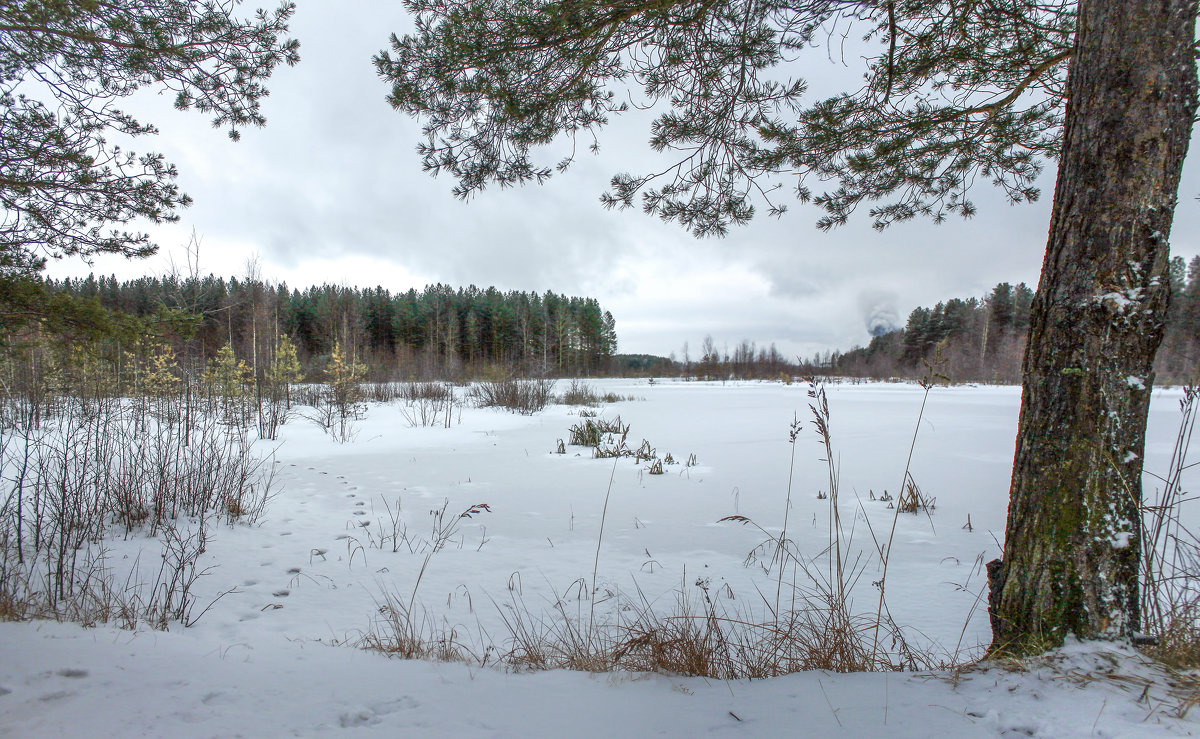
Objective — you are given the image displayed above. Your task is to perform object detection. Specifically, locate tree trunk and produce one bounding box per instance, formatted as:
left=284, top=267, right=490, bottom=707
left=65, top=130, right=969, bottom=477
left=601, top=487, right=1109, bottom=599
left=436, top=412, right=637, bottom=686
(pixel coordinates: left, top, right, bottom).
left=989, top=0, right=1197, bottom=653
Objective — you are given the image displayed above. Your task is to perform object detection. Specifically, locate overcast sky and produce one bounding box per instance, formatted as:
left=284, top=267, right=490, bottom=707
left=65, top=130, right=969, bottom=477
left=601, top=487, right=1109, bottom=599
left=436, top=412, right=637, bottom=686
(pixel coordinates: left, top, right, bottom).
left=45, top=3, right=1200, bottom=360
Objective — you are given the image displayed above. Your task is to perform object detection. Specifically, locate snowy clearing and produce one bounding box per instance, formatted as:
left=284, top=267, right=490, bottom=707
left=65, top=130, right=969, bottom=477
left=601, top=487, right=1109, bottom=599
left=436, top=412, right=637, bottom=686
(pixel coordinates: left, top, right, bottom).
left=2, top=379, right=1198, bottom=737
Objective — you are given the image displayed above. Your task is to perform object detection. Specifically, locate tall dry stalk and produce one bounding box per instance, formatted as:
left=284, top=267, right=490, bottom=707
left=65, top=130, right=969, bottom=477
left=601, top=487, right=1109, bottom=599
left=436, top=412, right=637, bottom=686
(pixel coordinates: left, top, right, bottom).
left=1136, top=384, right=1200, bottom=662
left=868, top=367, right=941, bottom=662
left=773, top=413, right=803, bottom=616
left=588, top=450, right=622, bottom=646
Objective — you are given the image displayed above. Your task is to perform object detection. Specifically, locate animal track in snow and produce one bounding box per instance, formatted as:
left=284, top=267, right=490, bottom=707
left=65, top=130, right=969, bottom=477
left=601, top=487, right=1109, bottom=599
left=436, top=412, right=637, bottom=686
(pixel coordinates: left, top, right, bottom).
left=338, top=710, right=379, bottom=728
left=336, top=697, right=419, bottom=729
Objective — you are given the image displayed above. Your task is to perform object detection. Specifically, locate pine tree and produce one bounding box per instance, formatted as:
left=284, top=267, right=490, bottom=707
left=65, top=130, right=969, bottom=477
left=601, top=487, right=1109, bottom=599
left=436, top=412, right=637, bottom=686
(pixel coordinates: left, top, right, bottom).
left=144, top=343, right=183, bottom=423
left=0, top=2, right=298, bottom=283
left=267, top=335, right=304, bottom=406
left=204, top=343, right=251, bottom=426
left=324, top=342, right=366, bottom=416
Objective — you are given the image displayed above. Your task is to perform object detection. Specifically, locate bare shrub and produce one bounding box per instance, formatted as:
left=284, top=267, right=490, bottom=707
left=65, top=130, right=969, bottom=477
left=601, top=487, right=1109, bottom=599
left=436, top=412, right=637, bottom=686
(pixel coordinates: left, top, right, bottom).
left=394, top=383, right=456, bottom=428
left=0, top=389, right=275, bottom=628
left=402, top=381, right=454, bottom=403
left=361, top=496, right=412, bottom=554
left=290, top=384, right=323, bottom=407
left=399, top=397, right=444, bottom=428
left=361, top=382, right=404, bottom=403
left=468, top=377, right=554, bottom=415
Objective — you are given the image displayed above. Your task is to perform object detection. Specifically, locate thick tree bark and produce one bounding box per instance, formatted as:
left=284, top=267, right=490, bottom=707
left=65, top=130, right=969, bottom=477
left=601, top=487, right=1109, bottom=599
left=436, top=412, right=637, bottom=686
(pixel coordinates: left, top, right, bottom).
left=989, top=0, right=1198, bottom=653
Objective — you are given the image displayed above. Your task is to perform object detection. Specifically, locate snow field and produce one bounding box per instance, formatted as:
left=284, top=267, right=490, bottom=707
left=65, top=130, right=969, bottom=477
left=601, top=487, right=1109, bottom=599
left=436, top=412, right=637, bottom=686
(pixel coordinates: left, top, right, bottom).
left=1, top=378, right=1198, bottom=737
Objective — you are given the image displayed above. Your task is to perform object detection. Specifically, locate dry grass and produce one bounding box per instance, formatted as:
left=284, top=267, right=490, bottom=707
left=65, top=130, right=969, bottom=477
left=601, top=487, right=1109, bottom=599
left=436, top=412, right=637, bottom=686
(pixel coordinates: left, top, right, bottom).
left=557, top=379, right=601, bottom=406
left=361, top=379, right=960, bottom=676
left=1144, top=618, right=1200, bottom=669
left=360, top=590, right=478, bottom=664
left=362, top=570, right=947, bottom=676
left=567, top=416, right=627, bottom=447
left=608, top=577, right=900, bottom=677
left=896, top=475, right=936, bottom=514
left=1135, top=384, right=1200, bottom=669
left=359, top=501, right=492, bottom=662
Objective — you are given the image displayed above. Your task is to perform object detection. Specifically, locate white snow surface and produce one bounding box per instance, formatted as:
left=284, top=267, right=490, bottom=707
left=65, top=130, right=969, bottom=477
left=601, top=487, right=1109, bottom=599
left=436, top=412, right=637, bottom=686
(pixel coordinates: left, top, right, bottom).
left=2, top=379, right=1198, bottom=737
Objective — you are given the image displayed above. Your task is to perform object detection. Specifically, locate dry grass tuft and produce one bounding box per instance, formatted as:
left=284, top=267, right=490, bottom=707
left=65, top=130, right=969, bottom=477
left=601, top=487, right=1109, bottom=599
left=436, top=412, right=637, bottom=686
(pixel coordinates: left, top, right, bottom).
left=1143, top=617, right=1200, bottom=670
left=360, top=591, right=477, bottom=664
left=557, top=379, right=601, bottom=406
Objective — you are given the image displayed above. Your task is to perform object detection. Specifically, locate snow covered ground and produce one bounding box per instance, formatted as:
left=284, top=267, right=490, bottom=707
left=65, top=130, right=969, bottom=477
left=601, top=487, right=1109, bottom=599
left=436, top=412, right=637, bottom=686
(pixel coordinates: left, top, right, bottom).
left=2, top=379, right=1198, bottom=737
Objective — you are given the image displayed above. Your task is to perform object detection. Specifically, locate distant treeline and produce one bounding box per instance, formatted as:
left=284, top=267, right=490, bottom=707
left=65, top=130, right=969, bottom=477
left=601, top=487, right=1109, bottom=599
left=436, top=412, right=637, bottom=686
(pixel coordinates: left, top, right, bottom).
left=44, top=275, right=618, bottom=378
left=610, top=338, right=795, bottom=380
left=826, top=281, right=1036, bottom=383
left=17, top=256, right=1199, bottom=387
left=630, top=256, right=1200, bottom=385
left=825, top=255, right=1200, bottom=384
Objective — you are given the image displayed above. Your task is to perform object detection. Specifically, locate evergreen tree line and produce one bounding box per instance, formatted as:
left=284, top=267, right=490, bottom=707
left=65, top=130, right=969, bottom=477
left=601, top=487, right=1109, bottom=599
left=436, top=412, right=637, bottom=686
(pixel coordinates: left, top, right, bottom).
left=44, top=275, right=619, bottom=380
left=824, top=255, right=1200, bottom=384
left=827, top=282, right=1036, bottom=383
